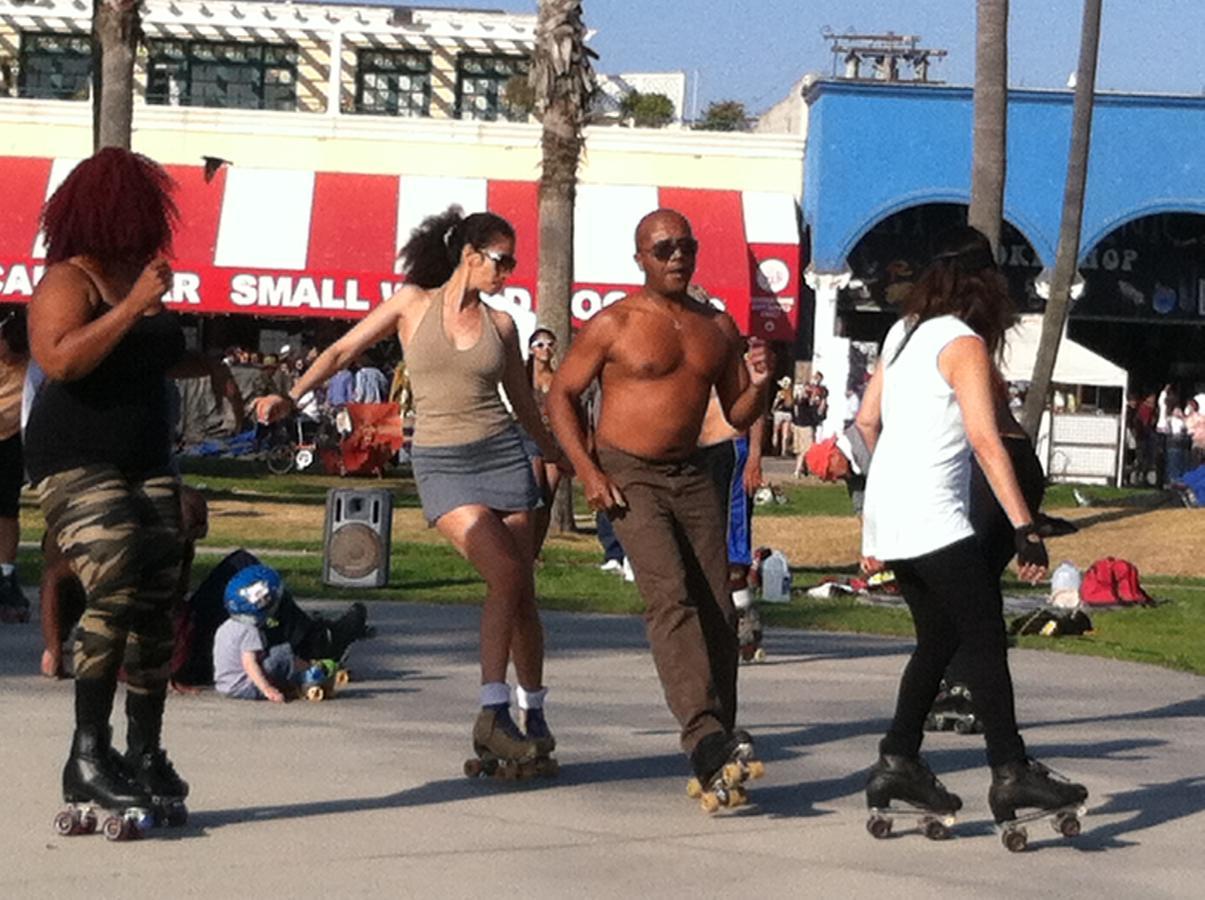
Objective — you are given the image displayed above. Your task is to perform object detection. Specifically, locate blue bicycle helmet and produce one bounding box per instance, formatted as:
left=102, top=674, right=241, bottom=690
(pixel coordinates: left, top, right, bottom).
left=223, top=565, right=284, bottom=626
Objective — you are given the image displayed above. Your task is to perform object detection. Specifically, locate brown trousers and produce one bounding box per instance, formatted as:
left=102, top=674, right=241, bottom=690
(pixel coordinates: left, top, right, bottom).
left=598, top=446, right=738, bottom=754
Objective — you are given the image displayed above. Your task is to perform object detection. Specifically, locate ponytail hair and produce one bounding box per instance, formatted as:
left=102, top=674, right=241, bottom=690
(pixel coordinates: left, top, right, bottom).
left=398, top=206, right=516, bottom=289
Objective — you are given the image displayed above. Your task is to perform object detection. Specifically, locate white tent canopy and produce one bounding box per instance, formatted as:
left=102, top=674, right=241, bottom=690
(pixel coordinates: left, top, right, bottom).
left=999, top=315, right=1128, bottom=389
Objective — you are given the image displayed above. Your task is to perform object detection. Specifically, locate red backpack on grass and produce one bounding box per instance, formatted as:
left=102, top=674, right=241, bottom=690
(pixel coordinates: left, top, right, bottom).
left=1079, top=557, right=1154, bottom=606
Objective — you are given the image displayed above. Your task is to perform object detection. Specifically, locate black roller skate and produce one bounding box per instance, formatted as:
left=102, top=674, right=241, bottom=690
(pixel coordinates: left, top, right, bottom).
left=923, top=681, right=982, bottom=735
left=327, top=602, right=373, bottom=659
left=464, top=705, right=549, bottom=780
left=519, top=707, right=560, bottom=777
left=737, top=606, right=766, bottom=663
left=126, top=749, right=190, bottom=827
left=865, top=754, right=962, bottom=841
left=686, top=730, right=766, bottom=814
left=125, top=694, right=189, bottom=827
left=990, top=758, right=1088, bottom=852
left=55, top=726, right=156, bottom=841
left=0, top=570, right=29, bottom=623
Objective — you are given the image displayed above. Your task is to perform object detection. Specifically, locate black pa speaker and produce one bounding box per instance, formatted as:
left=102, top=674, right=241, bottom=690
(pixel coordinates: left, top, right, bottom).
left=322, top=488, right=393, bottom=588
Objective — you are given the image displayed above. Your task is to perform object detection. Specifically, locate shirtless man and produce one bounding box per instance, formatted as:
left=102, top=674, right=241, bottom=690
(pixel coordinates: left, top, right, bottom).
left=547, top=209, right=772, bottom=793
left=698, top=391, right=766, bottom=662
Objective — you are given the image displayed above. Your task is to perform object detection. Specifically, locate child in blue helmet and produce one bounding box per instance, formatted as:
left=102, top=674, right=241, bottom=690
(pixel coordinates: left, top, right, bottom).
left=213, top=565, right=304, bottom=702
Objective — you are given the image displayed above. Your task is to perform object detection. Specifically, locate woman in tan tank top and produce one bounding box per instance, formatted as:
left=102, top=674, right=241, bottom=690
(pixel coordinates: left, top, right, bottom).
left=257, top=207, right=567, bottom=775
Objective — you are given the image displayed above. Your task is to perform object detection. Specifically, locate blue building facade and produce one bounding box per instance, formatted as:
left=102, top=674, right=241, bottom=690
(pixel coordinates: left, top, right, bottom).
left=802, top=79, right=1205, bottom=425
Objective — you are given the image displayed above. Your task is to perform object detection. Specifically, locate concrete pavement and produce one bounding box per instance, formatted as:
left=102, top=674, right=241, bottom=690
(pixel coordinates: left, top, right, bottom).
left=2, top=601, right=1203, bottom=899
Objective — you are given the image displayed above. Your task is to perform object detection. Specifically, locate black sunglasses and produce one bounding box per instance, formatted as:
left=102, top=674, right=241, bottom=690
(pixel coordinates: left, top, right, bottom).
left=482, top=249, right=518, bottom=273
left=646, top=237, right=699, bottom=261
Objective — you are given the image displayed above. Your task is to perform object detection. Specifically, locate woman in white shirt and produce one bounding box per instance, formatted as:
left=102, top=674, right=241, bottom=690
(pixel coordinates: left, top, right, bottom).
left=856, top=227, right=1087, bottom=836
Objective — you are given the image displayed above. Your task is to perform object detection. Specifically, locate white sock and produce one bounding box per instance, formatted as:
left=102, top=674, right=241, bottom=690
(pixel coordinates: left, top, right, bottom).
left=479, top=681, right=511, bottom=708
left=516, top=686, right=547, bottom=710
left=732, top=587, right=753, bottom=611
left=0, top=563, right=13, bottom=577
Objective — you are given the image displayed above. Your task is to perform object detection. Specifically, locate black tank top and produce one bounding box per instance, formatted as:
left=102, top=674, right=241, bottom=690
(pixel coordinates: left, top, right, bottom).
left=25, top=298, right=185, bottom=482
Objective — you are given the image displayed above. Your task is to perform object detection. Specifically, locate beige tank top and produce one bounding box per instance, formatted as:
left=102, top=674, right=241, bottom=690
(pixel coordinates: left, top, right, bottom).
left=406, top=292, right=514, bottom=447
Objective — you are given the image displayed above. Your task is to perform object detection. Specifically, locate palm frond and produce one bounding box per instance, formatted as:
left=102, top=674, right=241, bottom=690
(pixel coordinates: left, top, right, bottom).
left=530, top=0, right=597, bottom=126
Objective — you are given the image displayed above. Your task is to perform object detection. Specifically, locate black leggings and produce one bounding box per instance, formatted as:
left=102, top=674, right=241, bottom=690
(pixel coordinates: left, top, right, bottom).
left=882, top=536, right=1026, bottom=768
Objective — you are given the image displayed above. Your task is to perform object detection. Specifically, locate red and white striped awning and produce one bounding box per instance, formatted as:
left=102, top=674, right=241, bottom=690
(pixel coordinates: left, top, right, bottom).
left=0, top=156, right=802, bottom=341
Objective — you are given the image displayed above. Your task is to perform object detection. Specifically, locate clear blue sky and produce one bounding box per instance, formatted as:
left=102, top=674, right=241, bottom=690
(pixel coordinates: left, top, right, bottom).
left=323, top=1, right=1205, bottom=115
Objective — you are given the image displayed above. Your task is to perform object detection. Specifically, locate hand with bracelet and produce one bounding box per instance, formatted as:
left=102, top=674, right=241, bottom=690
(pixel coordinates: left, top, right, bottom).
left=1013, top=522, right=1049, bottom=584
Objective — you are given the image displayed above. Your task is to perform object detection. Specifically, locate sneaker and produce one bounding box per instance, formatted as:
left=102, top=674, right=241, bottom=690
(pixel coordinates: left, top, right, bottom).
left=599, top=559, right=623, bottom=574
left=622, top=558, right=636, bottom=582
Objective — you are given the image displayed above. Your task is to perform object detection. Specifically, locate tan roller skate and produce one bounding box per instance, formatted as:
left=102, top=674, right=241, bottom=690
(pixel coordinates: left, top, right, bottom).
left=463, top=706, right=550, bottom=781
left=685, top=730, right=766, bottom=814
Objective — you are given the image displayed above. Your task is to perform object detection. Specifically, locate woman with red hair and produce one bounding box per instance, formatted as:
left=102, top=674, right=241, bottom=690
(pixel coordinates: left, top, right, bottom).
left=26, top=148, right=190, bottom=830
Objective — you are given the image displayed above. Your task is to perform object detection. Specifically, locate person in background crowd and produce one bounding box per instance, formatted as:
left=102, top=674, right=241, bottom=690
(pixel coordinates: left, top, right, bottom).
left=519, top=327, right=563, bottom=558
left=0, top=313, right=29, bottom=624
left=353, top=354, right=389, bottom=403
left=807, top=371, right=829, bottom=433
left=1186, top=398, right=1205, bottom=468
left=1166, top=392, right=1189, bottom=485
left=699, top=392, right=765, bottom=662
left=256, top=207, right=565, bottom=772
left=769, top=376, right=793, bottom=456
left=1136, top=391, right=1158, bottom=484
left=844, top=384, right=861, bottom=430
left=325, top=362, right=356, bottom=409
left=790, top=383, right=816, bottom=477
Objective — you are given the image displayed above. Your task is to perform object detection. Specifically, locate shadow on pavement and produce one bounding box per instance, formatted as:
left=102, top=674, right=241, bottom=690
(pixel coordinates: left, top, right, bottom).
left=1026, top=695, right=1205, bottom=732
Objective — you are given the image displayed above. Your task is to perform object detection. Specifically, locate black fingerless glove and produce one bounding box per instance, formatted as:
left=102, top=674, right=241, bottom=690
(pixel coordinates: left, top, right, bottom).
left=1014, top=524, right=1049, bottom=569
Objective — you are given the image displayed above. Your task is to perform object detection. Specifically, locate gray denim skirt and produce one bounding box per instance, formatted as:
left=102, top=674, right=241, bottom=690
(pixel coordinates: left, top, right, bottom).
left=410, top=425, right=542, bottom=525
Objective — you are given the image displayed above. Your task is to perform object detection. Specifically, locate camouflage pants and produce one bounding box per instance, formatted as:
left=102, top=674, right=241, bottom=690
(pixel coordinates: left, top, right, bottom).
left=37, top=465, right=183, bottom=697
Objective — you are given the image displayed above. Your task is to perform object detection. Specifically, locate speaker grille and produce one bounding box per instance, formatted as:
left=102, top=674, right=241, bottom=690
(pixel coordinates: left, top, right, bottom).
left=327, top=522, right=384, bottom=579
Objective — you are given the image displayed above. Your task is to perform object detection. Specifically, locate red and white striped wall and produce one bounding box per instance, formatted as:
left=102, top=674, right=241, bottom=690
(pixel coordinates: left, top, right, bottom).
left=0, top=156, right=802, bottom=341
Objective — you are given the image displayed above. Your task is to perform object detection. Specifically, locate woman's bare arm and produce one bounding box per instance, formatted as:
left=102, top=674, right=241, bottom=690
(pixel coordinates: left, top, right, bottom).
left=493, top=310, right=561, bottom=462
left=942, top=336, right=1032, bottom=529
left=854, top=365, right=885, bottom=454
left=29, top=259, right=172, bottom=381
left=254, top=286, right=416, bottom=423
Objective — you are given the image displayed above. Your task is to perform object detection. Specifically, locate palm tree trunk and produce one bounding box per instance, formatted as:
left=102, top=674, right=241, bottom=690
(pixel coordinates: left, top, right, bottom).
left=534, top=0, right=594, bottom=534
left=91, top=0, right=139, bottom=151
left=968, top=0, right=1009, bottom=253
left=538, top=126, right=578, bottom=533
left=1021, top=0, right=1103, bottom=439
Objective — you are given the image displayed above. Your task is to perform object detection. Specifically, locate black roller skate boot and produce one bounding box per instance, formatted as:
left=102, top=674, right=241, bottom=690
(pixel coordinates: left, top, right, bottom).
left=865, top=754, right=961, bottom=841
left=464, top=704, right=543, bottom=780
left=989, top=758, right=1088, bottom=852
left=737, top=606, right=765, bottom=663
left=125, top=693, right=189, bottom=827
left=924, top=680, right=982, bottom=734
left=56, top=725, right=156, bottom=841
left=328, top=602, right=373, bottom=659
left=686, top=730, right=765, bottom=814
left=0, top=570, right=29, bottom=623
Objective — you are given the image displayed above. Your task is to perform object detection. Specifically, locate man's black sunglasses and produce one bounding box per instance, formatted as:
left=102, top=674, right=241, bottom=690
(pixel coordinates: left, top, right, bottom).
left=646, top=237, right=699, bottom=261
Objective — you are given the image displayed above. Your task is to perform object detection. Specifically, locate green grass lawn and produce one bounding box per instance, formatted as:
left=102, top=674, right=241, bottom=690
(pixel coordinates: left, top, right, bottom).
left=18, top=461, right=1205, bottom=676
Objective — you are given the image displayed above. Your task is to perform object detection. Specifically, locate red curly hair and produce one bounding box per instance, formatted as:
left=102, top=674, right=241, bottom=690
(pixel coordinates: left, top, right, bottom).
left=40, top=147, right=179, bottom=267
